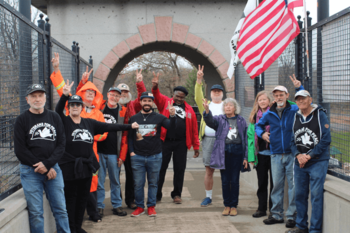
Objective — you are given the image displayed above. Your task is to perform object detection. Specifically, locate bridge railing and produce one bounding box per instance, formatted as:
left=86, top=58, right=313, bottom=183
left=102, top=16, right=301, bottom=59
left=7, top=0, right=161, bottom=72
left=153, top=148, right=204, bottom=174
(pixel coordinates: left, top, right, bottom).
left=0, top=0, right=93, bottom=201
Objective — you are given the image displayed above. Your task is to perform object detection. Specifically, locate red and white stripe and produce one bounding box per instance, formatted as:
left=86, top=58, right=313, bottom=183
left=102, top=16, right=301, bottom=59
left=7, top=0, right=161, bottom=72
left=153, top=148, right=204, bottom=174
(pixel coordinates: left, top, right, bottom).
left=237, top=0, right=303, bottom=79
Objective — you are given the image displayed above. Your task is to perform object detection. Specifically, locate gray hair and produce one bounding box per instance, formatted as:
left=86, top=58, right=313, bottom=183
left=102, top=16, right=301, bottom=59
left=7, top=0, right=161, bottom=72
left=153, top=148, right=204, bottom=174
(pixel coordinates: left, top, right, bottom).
left=222, top=98, right=241, bottom=115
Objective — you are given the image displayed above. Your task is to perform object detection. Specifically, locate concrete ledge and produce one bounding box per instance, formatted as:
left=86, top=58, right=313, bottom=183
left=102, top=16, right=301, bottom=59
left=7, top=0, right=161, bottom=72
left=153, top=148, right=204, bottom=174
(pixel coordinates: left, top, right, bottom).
left=0, top=189, right=27, bottom=230
left=324, top=174, right=350, bottom=202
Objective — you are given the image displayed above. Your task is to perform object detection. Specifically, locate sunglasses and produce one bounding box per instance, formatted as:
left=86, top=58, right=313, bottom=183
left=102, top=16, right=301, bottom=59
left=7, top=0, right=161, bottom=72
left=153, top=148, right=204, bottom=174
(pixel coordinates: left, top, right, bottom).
left=69, top=103, right=82, bottom=107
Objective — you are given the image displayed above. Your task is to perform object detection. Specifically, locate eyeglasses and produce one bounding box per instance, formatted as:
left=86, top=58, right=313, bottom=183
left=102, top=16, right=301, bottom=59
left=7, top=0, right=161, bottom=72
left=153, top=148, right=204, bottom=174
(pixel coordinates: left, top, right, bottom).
left=86, top=89, right=96, bottom=94
left=109, top=94, right=121, bottom=98
left=69, top=103, right=82, bottom=107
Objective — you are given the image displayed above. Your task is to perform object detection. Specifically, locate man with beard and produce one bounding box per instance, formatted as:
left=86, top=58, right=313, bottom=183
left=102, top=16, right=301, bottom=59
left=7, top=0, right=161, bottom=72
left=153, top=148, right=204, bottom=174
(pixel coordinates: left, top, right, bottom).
left=194, top=65, right=224, bottom=207
left=152, top=72, right=200, bottom=204
left=256, top=75, right=304, bottom=229
left=128, top=92, right=176, bottom=217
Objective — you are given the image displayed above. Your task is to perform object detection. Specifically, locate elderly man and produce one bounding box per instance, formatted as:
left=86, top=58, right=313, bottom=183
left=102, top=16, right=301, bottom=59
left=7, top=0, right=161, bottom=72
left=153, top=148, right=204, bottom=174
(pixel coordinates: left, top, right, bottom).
left=256, top=75, right=304, bottom=228
left=14, top=84, right=69, bottom=233
left=194, top=65, right=224, bottom=207
left=152, top=72, right=200, bottom=204
left=286, top=90, right=331, bottom=233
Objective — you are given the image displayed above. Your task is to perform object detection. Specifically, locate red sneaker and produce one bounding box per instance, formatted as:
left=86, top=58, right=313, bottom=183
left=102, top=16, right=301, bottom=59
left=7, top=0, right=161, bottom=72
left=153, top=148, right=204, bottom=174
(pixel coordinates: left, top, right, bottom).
left=131, top=207, right=144, bottom=217
left=148, top=206, right=157, bottom=217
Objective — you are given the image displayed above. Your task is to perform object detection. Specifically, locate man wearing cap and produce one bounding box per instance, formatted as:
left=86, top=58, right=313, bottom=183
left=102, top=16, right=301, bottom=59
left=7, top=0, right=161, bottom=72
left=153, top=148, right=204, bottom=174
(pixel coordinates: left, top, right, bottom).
left=152, top=72, right=200, bottom=204
left=128, top=91, right=176, bottom=217
left=194, top=65, right=224, bottom=207
left=286, top=90, right=331, bottom=233
left=14, top=84, right=70, bottom=233
left=256, top=75, right=304, bottom=228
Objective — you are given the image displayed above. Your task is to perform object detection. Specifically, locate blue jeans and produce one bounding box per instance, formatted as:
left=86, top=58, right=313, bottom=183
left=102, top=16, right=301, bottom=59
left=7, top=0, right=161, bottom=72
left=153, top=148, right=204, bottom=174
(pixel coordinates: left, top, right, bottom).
left=97, top=153, right=122, bottom=209
left=130, top=153, right=162, bottom=208
left=20, top=164, right=70, bottom=233
left=270, top=153, right=296, bottom=220
left=220, top=144, right=243, bottom=208
left=294, top=160, right=328, bottom=233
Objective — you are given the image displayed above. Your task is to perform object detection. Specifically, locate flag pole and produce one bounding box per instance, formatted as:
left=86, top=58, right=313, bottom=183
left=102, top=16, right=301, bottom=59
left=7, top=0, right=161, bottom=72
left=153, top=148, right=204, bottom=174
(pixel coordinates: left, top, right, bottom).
left=303, top=0, right=310, bottom=79
left=257, top=0, right=262, bottom=85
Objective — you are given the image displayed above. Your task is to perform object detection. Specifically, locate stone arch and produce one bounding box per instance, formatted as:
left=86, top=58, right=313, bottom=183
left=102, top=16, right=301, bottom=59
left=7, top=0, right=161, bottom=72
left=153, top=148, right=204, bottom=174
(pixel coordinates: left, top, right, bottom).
left=93, top=16, right=235, bottom=99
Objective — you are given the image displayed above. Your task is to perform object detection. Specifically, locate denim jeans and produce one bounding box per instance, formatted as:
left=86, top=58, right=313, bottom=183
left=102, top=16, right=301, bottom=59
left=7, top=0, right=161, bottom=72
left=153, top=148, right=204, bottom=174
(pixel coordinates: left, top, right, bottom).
left=294, top=160, right=329, bottom=233
left=270, top=153, right=296, bottom=220
left=131, top=152, right=162, bottom=208
left=97, top=153, right=122, bottom=209
left=220, top=144, right=243, bottom=208
left=20, top=164, right=70, bottom=233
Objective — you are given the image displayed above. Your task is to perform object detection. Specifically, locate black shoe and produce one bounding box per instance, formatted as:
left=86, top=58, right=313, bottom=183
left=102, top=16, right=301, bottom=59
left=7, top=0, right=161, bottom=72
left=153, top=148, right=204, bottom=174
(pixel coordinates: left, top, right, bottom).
left=76, top=228, right=87, bottom=233
left=98, top=208, right=104, bottom=217
left=88, top=214, right=102, bottom=222
left=113, top=207, right=127, bottom=216
left=268, top=213, right=273, bottom=219
left=252, top=210, right=267, bottom=218
left=127, top=202, right=137, bottom=209
left=286, top=219, right=296, bottom=228
left=263, top=217, right=284, bottom=225
left=285, top=227, right=309, bottom=233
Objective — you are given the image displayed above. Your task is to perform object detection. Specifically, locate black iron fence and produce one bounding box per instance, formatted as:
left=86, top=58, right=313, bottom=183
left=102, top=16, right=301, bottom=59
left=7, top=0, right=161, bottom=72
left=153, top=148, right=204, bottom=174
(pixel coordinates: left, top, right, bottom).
left=236, top=8, right=350, bottom=182
left=0, top=0, right=93, bottom=201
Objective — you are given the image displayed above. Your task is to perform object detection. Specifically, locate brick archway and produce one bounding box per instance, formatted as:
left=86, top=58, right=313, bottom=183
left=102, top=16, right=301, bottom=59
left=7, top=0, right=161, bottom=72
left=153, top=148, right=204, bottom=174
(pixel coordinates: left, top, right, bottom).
left=93, top=16, right=235, bottom=98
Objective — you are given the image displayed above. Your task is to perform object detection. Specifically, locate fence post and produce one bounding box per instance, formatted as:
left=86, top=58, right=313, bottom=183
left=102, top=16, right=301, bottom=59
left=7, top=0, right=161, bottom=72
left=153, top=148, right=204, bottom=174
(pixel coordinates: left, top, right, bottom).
left=89, top=56, right=93, bottom=81
left=44, top=17, right=52, bottom=110
left=37, top=14, right=45, bottom=94
left=76, top=42, right=80, bottom=83
left=295, top=16, right=303, bottom=84
left=306, top=11, right=312, bottom=96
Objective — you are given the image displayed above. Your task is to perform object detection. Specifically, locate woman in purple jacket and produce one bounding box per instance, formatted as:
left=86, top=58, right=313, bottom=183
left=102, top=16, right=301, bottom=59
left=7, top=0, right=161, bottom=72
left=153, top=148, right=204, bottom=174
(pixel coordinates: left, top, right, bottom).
left=203, top=98, right=248, bottom=217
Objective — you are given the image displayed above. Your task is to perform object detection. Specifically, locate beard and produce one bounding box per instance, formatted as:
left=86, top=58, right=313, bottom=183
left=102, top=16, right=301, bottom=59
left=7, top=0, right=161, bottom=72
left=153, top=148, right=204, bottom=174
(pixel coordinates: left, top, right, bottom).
left=211, top=92, right=223, bottom=103
left=277, top=101, right=285, bottom=107
left=142, top=105, right=152, bottom=112
left=119, top=93, right=132, bottom=105
left=29, top=102, right=45, bottom=110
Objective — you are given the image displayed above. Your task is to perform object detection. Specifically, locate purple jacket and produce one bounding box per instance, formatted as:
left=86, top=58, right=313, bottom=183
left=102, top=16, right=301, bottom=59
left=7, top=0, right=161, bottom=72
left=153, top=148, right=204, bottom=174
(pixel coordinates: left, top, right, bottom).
left=203, top=111, right=248, bottom=170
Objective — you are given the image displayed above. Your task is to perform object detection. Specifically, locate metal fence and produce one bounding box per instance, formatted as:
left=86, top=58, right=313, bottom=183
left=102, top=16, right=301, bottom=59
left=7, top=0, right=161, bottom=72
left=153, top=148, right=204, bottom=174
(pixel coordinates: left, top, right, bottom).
left=236, top=8, right=350, bottom=182
left=0, top=0, right=93, bottom=201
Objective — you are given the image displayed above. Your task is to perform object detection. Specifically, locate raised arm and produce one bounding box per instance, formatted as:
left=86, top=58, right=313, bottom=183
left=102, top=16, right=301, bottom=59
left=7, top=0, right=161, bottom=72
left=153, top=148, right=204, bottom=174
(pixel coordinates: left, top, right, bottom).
left=50, top=53, right=66, bottom=97
left=160, top=101, right=176, bottom=129
left=129, top=69, right=147, bottom=112
left=77, top=66, right=93, bottom=92
left=93, top=120, right=138, bottom=135
left=194, top=65, right=205, bottom=114
left=55, top=79, right=74, bottom=118
left=151, top=72, right=169, bottom=112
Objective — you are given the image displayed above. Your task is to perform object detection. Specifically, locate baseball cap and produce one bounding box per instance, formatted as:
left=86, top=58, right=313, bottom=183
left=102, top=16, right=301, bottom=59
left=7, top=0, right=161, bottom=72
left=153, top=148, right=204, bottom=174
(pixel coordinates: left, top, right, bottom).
left=140, top=91, right=154, bottom=100
left=68, top=95, right=83, bottom=104
left=272, top=85, right=288, bottom=94
left=108, top=87, right=122, bottom=94
left=295, top=90, right=311, bottom=99
left=173, top=86, right=188, bottom=96
left=210, top=84, right=224, bottom=92
left=117, top=83, right=130, bottom=92
left=26, top=84, right=46, bottom=96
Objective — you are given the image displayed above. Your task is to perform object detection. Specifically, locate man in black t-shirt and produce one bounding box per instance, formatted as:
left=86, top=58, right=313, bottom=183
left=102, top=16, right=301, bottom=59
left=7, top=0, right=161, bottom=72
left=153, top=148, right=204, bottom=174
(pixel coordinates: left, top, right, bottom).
left=14, top=84, right=69, bottom=232
left=128, top=91, right=176, bottom=217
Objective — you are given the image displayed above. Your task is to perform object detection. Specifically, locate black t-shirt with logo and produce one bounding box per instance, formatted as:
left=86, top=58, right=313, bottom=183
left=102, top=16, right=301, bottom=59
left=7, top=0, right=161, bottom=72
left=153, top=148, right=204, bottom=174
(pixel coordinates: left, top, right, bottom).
left=56, top=95, right=131, bottom=180
left=14, top=109, right=66, bottom=170
left=98, top=105, right=120, bottom=155
left=166, top=103, right=186, bottom=140
left=225, top=117, right=242, bottom=144
left=128, top=111, right=175, bottom=156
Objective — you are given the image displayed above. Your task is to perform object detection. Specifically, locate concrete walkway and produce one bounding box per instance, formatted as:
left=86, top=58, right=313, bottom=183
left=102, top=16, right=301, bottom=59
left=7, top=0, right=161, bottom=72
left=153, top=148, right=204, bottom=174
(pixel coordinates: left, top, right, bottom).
left=82, top=151, right=288, bottom=233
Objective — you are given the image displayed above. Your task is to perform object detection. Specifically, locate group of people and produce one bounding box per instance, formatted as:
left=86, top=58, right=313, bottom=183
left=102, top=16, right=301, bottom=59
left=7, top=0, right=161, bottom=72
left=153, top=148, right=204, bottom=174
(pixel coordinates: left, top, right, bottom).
left=14, top=52, right=331, bottom=233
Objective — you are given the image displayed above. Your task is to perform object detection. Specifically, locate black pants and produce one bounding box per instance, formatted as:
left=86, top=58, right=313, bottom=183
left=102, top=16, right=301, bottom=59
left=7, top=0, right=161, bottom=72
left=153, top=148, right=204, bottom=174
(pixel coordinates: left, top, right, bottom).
left=64, top=177, right=92, bottom=232
left=86, top=191, right=98, bottom=217
left=123, top=153, right=135, bottom=205
left=157, top=139, right=188, bottom=200
left=256, top=153, right=273, bottom=212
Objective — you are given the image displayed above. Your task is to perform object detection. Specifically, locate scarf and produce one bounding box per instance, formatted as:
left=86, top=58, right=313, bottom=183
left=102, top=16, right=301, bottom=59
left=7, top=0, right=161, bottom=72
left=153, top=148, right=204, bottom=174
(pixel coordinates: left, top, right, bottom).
left=254, top=107, right=270, bottom=155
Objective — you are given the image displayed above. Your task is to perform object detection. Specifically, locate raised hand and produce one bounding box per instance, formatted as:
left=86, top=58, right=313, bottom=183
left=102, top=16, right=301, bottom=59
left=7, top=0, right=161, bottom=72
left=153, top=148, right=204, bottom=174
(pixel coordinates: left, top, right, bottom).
left=202, top=98, right=209, bottom=113
left=63, top=79, right=74, bottom=96
left=289, top=74, right=301, bottom=88
left=81, top=66, right=93, bottom=84
left=197, top=64, right=204, bottom=84
left=152, top=71, right=160, bottom=90
left=51, top=52, right=60, bottom=72
left=168, top=100, right=175, bottom=116
left=136, top=69, right=143, bottom=83
left=131, top=122, right=139, bottom=129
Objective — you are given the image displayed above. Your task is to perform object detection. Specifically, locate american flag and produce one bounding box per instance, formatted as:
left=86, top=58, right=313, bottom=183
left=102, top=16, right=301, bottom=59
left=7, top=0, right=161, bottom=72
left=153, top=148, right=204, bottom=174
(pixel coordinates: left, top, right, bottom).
left=236, top=0, right=303, bottom=79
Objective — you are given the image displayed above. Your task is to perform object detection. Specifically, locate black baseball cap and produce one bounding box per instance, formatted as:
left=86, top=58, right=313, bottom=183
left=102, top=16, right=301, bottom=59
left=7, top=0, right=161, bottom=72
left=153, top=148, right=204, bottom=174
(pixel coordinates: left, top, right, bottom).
left=108, top=87, right=122, bottom=94
left=173, top=86, right=188, bottom=96
left=68, top=95, right=83, bottom=105
left=140, top=91, right=154, bottom=100
left=210, top=84, right=224, bottom=92
left=26, top=84, right=46, bottom=96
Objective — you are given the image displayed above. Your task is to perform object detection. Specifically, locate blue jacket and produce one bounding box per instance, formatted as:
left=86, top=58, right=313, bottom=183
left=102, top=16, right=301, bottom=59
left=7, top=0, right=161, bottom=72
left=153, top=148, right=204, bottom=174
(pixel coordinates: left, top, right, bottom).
left=255, top=85, right=304, bottom=154
left=290, top=104, right=331, bottom=163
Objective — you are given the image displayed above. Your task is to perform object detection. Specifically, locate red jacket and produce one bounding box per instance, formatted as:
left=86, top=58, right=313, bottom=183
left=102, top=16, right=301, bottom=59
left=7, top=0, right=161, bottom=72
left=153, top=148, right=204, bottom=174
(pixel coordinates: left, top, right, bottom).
left=152, top=88, right=200, bottom=150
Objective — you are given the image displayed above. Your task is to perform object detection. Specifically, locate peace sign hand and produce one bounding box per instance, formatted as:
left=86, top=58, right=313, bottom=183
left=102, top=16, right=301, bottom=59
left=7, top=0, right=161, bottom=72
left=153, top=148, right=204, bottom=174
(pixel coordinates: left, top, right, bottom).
left=152, top=71, right=160, bottom=90
left=202, top=98, right=209, bottom=113
left=135, top=69, right=143, bottom=83
left=197, top=64, right=204, bottom=84
left=63, top=79, right=74, bottom=96
left=51, top=52, right=60, bottom=72
left=168, top=100, right=175, bottom=116
left=82, top=66, right=93, bottom=84
left=289, top=74, right=301, bottom=88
